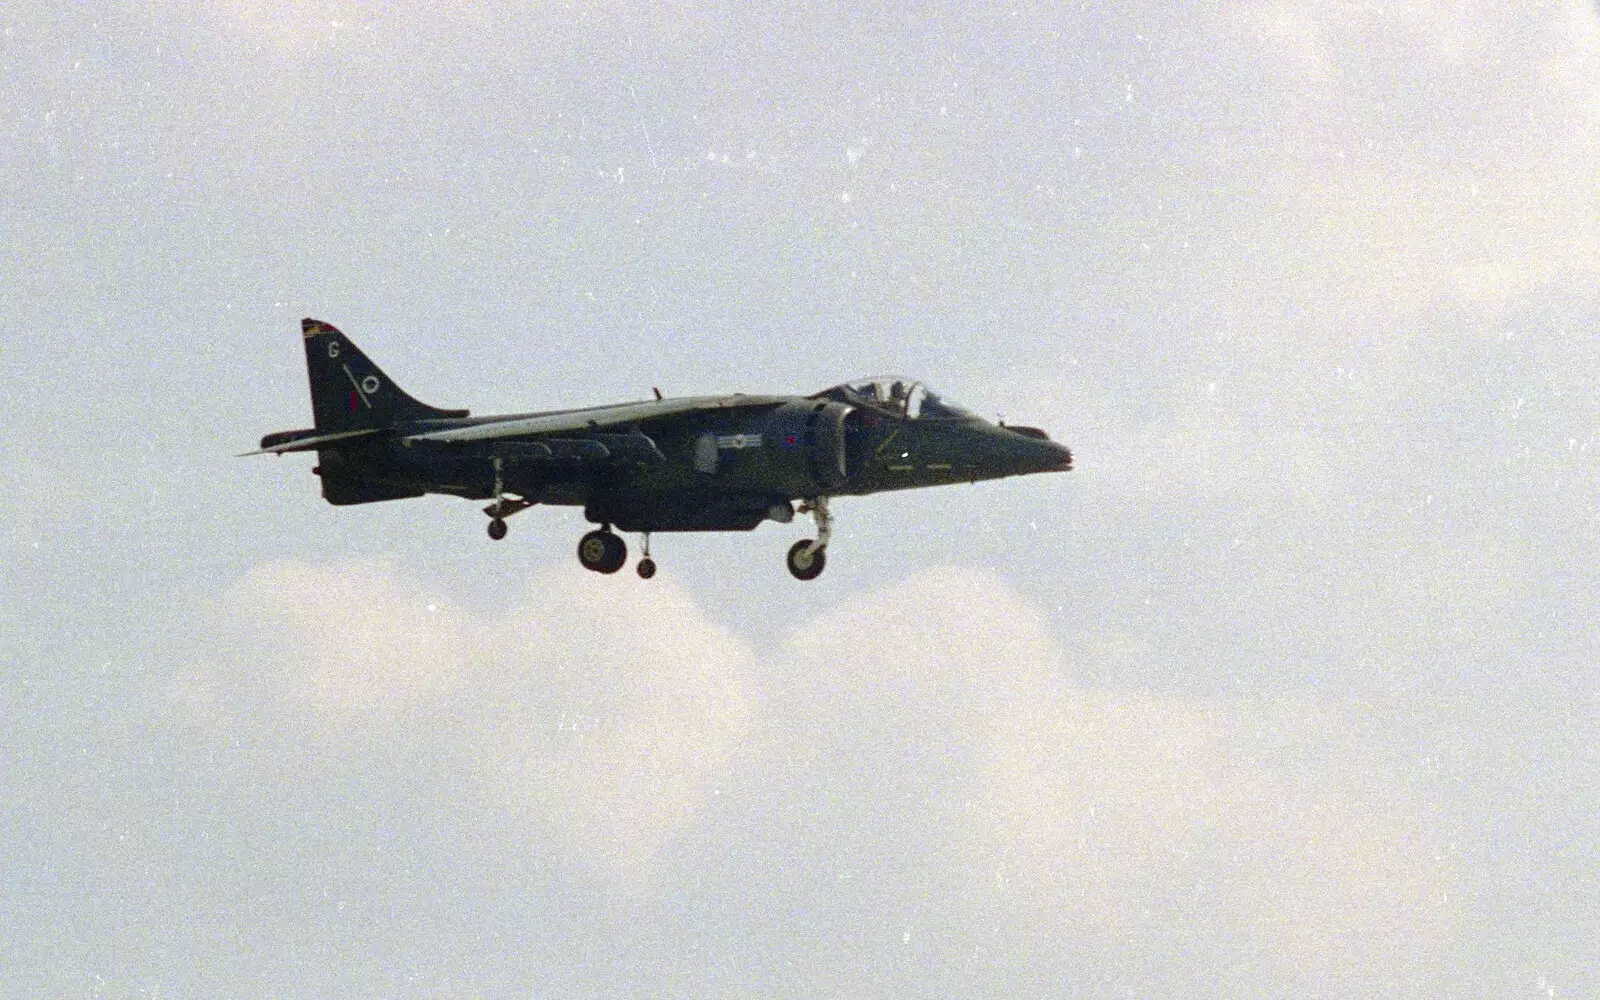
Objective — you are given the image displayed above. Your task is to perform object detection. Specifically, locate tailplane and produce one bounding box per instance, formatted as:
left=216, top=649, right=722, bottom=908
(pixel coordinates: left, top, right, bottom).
left=300, top=318, right=468, bottom=431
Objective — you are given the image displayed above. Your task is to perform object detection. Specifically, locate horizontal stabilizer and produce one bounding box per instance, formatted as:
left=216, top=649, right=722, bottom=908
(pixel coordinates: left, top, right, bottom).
left=238, top=427, right=383, bottom=457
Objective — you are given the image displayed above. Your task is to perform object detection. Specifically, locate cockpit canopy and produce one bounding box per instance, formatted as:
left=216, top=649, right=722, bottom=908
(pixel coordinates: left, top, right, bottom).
left=813, top=377, right=976, bottom=420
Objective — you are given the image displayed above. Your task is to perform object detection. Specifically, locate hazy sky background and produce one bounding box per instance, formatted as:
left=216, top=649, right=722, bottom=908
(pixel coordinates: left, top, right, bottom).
left=3, top=1, right=1598, bottom=996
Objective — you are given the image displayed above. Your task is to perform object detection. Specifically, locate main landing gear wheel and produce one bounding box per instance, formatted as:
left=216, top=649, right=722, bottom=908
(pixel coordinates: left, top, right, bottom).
left=487, top=518, right=508, bottom=541
left=578, top=530, right=627, bottom=574
left=787, top=540, right=827, bottom=581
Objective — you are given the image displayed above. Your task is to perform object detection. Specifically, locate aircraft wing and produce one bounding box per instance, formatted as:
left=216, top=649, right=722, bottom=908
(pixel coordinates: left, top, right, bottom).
left=401, top=395, right=787, bottom=445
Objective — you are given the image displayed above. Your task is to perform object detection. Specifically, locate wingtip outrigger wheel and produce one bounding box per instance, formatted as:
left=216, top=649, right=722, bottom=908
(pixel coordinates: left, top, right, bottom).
left=481, top=456, right=535, bottom=540
left=636, top=532, right=656, bottom=579
left=486, top=456, right=509, bottom=540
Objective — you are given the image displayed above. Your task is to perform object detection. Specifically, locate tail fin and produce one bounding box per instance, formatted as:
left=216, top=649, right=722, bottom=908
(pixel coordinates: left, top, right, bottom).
left=300, top=318, right=468, bottom=431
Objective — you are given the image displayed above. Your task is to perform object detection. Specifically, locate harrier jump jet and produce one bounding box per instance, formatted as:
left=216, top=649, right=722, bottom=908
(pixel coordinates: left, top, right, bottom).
left=247, top=319, right=1073, bottom=580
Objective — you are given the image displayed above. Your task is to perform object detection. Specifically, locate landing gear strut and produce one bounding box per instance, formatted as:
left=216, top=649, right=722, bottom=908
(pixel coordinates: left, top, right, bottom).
left=482, top=457, right=534, bottom=540
left=788, top=497, right=832, bottom=580
left=577, top=527, right=627, bottom=574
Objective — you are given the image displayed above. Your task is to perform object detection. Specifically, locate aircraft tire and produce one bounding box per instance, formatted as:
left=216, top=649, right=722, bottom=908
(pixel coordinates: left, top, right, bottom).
left=579, top=530, right=627, bottom=574
left=786, top=540, right=826, bottom=581
left=637, top=557, right=657, bottom=579
left=487, top=518, right=508, bottom=541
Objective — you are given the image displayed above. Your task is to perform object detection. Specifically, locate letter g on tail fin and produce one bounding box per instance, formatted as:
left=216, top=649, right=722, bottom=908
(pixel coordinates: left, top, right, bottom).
left=300, top=318, right=468, bottom=431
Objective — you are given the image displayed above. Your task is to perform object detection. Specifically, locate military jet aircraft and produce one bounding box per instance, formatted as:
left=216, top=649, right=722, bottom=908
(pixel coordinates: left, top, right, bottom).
left=247, top=319, right=1073, bottom=580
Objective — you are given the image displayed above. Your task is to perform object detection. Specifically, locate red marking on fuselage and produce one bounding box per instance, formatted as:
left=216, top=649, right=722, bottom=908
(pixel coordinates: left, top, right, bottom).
left=348, top=390, right=360, bottom=413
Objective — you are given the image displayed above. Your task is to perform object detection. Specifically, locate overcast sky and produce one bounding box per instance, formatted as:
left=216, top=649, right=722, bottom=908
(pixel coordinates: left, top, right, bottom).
left=3, top=1, right=1598, bottom=996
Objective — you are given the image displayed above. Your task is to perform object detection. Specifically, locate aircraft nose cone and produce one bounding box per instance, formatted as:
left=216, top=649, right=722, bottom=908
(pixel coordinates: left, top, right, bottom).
left=1004, top=433, right=1073, bottom=474
left=1047, top=441, right=1074, bottom=471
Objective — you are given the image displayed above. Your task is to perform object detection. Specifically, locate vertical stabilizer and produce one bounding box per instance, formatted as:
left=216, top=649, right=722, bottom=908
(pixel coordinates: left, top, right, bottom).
left=300, top=318, right=467, bottom=431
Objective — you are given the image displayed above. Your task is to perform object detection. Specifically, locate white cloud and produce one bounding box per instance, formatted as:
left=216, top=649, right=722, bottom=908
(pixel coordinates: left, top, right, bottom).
left=223, top=559, right=757, bottom=875
left=471, top=568, right=757, bottom=873
left=225, top=559, right=474, bottom=716
left=218, top=560, right=1460, bottom=992
left=760, top=569, right=1459, bottom=992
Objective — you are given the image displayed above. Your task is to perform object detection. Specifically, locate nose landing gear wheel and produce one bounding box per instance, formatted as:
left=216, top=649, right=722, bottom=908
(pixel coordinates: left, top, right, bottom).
left=786, top=540, right=827, bottom=581
left=578, top=530, right=627, bottom=574
left=637, top=558, right=657, bottom=579
left=487, top=518, right=508, bottom=541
